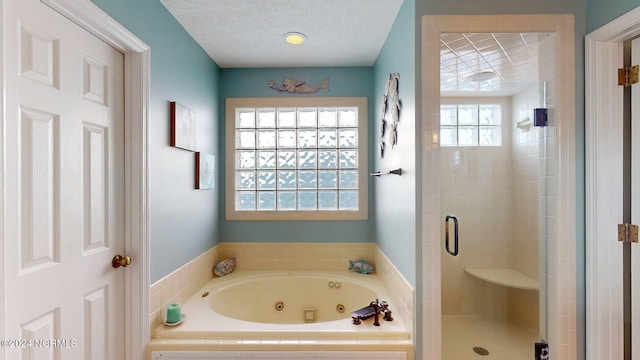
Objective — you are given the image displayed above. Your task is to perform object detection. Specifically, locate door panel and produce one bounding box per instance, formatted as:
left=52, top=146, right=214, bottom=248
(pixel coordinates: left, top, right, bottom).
left=4, top=0, right=125, bottom=359
left=631, top=37, right=640, bottom=360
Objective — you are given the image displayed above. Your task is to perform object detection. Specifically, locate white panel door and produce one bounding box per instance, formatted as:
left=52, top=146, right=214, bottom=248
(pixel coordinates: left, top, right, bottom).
left=3, top=0, right=125, bottom=359
left=632, top=37, right=640, bottom=360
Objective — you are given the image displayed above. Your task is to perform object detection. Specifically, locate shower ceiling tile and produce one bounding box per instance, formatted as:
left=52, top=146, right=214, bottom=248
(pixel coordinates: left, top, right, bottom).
left=441, top=32, right=553, bottom=97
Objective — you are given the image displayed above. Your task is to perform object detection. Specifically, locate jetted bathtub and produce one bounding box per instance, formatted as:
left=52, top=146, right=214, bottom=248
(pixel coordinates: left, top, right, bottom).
left=154, top=270, right=410, bottom=340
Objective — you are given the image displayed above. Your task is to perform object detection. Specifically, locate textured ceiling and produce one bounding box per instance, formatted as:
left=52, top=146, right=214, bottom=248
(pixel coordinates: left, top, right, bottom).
left=441, top=32, right=553, bottom=96
left=161, top=0, right=404, bottom=68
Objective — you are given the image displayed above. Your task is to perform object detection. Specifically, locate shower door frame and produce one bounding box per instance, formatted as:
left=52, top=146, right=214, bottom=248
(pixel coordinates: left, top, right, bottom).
left=420, top=14, right=577, bottom=360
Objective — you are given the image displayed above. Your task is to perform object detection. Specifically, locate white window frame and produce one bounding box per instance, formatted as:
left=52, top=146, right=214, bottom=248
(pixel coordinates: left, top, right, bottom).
left=440, top=97, right=507, bottom=147
left=225, top=97, right=368, bottom=221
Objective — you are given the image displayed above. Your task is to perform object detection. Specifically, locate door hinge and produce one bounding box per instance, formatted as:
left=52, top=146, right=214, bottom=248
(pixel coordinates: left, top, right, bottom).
left=618, top=223, right=639, bottom=243
left=618, top=65, right=639, bottom=86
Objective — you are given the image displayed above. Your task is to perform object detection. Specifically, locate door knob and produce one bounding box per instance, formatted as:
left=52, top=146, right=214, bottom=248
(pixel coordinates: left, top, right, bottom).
left=112, top=255, right=131, bottom=268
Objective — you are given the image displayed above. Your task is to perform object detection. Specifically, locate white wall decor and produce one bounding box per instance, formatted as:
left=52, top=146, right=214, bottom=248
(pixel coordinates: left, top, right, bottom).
left=379, top=73, right=401, bottom=158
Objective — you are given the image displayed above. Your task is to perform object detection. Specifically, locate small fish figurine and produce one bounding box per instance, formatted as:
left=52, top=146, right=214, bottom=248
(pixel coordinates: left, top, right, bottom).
left=213, top=258, right=236, bottom=277
left=349, top=259, right=374, bottom=274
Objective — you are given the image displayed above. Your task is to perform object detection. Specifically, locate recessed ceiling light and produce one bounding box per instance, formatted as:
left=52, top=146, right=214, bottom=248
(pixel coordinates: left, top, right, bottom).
left=283, top=32, right=307, bottom=45
left=467, top=71, right=496, bottom=82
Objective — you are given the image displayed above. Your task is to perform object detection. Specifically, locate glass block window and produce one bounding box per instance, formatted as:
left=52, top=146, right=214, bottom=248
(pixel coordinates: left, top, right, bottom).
left=226, top=97, right=368, bottom=221
left=440, top=104, right=502, bottom=146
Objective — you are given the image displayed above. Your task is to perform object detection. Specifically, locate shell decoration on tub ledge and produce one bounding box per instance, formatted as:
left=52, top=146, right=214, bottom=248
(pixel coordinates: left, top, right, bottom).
left=348, top=259, right=374, bottom=274
left=212, top=258, right=236, bottom=277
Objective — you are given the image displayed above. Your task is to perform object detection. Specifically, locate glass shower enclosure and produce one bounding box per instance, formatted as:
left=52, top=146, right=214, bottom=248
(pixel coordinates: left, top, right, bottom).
left=439, top=32, right=554, bottom=360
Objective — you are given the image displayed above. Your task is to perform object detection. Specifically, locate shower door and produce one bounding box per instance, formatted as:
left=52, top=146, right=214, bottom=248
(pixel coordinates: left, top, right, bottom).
left=439, top=32, right=553, bottom=360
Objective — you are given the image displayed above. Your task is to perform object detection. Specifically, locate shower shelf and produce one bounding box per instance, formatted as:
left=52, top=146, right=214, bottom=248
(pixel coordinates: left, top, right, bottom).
left=463, top=268, right=539, bottom=291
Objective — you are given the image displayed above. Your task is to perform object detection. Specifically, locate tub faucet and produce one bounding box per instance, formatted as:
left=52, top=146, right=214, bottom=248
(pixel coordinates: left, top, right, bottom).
left=370, top=299, right=381, bottom=326
left=351, top=299, right=394, bottom=326
left=370, top=299, right=393, bottom=326
left=354, top=299, right=393, bottom=326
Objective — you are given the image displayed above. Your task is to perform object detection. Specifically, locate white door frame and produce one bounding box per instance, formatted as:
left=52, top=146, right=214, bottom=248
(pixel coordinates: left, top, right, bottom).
left=421, top=14, right=577, bottom=360
left=585, top=5, right=640, bottom=359
left=0, top=0, right=150, bottom=359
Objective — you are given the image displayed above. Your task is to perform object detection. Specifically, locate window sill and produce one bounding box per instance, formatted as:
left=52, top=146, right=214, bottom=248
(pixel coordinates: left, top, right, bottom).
left=225, top=209, right=368, bottom=221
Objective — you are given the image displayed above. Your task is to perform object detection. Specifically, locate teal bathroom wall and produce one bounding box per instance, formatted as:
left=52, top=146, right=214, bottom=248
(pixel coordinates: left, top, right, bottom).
left=415, top=0, right=587, bottom=358
left=91, top=0, right=221, bottom=283
left=587, top=0, right=640, bottom=31
left=373, top=0, right=417, bottom=287
left=219, top=67, right=375, bottom=243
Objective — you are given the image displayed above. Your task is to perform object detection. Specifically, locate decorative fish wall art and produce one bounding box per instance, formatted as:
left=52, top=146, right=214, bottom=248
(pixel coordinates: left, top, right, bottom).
left=379, top=73, right=401, bottom=159
left=268, top=78, right=329, bottom=94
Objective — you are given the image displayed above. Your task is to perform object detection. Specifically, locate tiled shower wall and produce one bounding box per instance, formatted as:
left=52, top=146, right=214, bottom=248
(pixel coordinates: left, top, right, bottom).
left=536, top=33, right=564, bottom=349
left=440, top=91, right=543, bottom=332
left=509, top=85, right=541, bottom=332
left=511, top=87, right=541, bottom=280
left=439, top=97, right=513, bottom=317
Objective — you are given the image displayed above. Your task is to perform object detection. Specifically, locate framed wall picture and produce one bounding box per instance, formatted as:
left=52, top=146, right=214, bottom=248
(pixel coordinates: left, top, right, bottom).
left=195, top=152, right=215, bottom=189
left=170, top=101, right=197, bottom=151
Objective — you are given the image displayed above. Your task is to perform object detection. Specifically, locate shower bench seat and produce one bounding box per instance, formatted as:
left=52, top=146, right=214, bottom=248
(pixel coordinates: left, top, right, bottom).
left=464, top=268, right=539, bottom=291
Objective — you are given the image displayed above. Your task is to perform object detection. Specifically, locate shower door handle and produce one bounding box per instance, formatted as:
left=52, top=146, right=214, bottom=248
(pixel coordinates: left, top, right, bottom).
left=445, top=215, right=459, bottom=256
